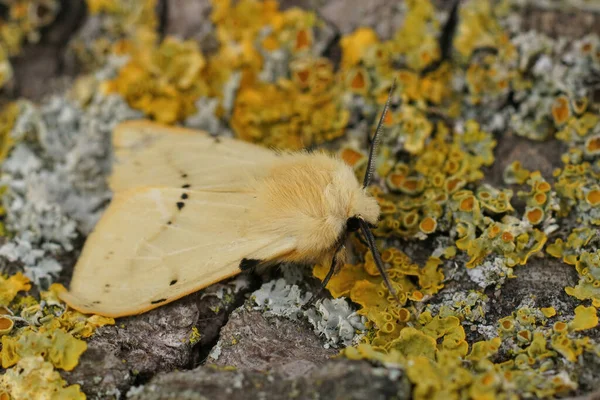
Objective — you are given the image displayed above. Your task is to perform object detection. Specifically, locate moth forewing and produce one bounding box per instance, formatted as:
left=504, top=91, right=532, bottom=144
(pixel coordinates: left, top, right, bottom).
left=109, top=120, right=276, bottom=193
left=60, top=186, right=296, bottom=317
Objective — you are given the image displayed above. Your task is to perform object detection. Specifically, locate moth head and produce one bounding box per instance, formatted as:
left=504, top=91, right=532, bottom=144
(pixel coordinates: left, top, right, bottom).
left=348, top=191, right=380, bottom=227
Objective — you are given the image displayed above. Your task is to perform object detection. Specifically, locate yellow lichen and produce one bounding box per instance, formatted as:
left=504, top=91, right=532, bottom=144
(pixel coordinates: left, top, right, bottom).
left=0, top=1, right=61, bottom=89
left=0, top=356, right=85, bottom=400
left=189, top=326, right=202, bottom=345
left=551, top=95, right=571, bottom=126
left=541, top=307, right=557, bottom=318
left=0, top=102, right=19, bottom=164
left=391, top=0, right=440, bottom=71
left=1, top=328, right=87, bottom=371
left=231, top=67, right=349, bottom=149
left=104, top=36, right=208, bottom=124
left=503, top=161, right=531, bottom=185
left=388, top=327, right=437, bottom=360
left=0, top=273, right=31, bottom=307
left=0, top=317, right=14, bottom=336
left=72, top=0, right=158, bottom=70
left=340, top=27, right=379, bottom=70
left=570, top=305, right=598, bottom=331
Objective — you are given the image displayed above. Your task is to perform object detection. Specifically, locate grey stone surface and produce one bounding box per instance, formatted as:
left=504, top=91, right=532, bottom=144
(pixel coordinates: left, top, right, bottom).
left=208, top=306, right=337, bottom=378
left=127, top=359, right=411, bottom=400
left=62, top=281, right=251, bottom=399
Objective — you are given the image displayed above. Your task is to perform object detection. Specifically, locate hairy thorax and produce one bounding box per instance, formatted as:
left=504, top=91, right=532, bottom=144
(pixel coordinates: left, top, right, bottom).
left=253, top=152, right=380, bottom=264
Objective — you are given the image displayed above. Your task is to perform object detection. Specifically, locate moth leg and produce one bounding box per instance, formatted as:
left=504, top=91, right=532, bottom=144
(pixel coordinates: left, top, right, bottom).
left=302, top=243, right=345, bottom=309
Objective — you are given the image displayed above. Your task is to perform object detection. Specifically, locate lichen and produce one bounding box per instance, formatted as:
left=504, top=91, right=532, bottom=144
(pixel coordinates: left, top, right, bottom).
left=0, top=276, right=113, bottom=399
left=103, top=36, right=209, bottom=124
left=1, top=328, right=87, bottom=370
left=0, top=273, right=31, bottom=306
left=0, top=356, right=85, bottom=400
left=0, top=0, right=60, bottom=89
left=0, top=92, right=141, bottom=287
left=189, top=326, right=202, bottom=345
left=252, top=278, right=309, bottom=319
left=3, top=0, right=600, bottom=398
left=304, top=298, right=366, bottom=348
left=252, top=278, right=366, bottom=348
left=71, top=0, right=158, bottom=72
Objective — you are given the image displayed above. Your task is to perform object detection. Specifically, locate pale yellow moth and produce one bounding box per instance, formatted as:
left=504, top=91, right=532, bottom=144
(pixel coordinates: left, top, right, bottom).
left=60, top=88, right=397, bottom=318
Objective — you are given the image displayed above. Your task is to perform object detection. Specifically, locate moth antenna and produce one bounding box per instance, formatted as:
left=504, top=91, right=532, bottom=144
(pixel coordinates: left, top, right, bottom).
left=421, top=0, right=461, bottom=75
left=303, top=240, right=345, bottom=309
left=358, top=219, right=398, bottom=301
left=439, top=0, right=460, bottom=63
left=362, top=79, right=396, bottom=188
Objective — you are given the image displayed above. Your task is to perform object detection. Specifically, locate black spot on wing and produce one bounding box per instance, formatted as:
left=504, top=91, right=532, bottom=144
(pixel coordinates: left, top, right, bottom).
left=92, top=301, right=101, bottom=305
left=169, top=279, right=178, bottom=286
left=181, top=193, right=188, bottom=200
left=151, top=298, right=167, bottom=304
left=176, top=201, right=185, bottom=210
left=182, top=184, right=190, bottom=189
left=239, top=258, right=261, bottom=271
left=181, top=173, right=188, bottom=179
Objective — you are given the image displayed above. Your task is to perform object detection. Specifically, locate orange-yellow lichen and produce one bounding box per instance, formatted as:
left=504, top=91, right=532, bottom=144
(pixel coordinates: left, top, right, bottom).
left=477, top=185, right=514, bottom=214
left=551, top=95, right=571, bottom=126
left=1, top=326, right=87, bottom=371
left=454, top=0, right=514, bottom=60
left=0, top=279, right=114, bottom=400
left=465, top=52, right=514, bottom=105
left=314, top=247, right=444, bottom=346
left=586, top=189, right=600, bottom=206
left=0, top=102, right=19, bottom=164
left=0, top=317, right=13, bottom=336
left=340, top=28, right=379, bottom=70
left=548, top=231, right=600, bottom=304
left=104, top=36, right=208, bottom=123
left=504, top=161, right=531, bottom=185
left=0, top=273, right=31, bottom=307
left=71, top=0, right=158, bottom=71
left=0, top=356, right=85, bottom=399
left=231, top=59, right=348, bottom=149
left=547, top=227, right=594, bottom=264
left=339, top=147, right=366, bottom=168
left=209, top=0, right=318, bottom=94
left=570, top=305, right=598, bottom=331
left=541, top=307, right=557, bottom=318
left=419, top=217, right=437, bottom=234
left=525, top=207, right=543, bottom=225
left=0, top=101, right=19, bottom=236
left=554, top=321, right=568, bottom=333
left=391, top=0, right=440, bottom=71
left=515, top=171, right=559, bottom=229
left=585, top=135, right=600, bottom=155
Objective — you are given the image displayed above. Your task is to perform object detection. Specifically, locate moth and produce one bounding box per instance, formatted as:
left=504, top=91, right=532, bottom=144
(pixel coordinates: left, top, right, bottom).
left=59, top=88, right=397, bottom=317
